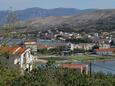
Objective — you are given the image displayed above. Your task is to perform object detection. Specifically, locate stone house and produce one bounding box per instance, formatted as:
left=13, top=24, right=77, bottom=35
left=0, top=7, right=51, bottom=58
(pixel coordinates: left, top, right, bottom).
left=68, top=43, right=95, bottom=51
left=24, top=40, right=37, bottom=54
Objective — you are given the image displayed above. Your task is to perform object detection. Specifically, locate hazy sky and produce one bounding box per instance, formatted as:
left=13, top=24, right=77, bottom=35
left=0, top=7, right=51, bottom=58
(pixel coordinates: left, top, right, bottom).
left=0, top=0, right=115, bottom=10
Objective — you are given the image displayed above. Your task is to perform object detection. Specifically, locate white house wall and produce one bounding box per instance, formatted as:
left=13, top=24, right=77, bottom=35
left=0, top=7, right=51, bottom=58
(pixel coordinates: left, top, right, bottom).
left=20, top=48, right=33, bottom=71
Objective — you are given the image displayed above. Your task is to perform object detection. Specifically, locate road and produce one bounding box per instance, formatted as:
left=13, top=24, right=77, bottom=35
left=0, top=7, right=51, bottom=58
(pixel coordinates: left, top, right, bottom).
left=35, top=55, right=73, bottom=58
left=33, top=55, right=76, bottom=64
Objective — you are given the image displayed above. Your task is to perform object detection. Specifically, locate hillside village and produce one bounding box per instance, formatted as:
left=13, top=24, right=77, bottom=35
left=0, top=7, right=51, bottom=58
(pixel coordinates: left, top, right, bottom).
left=0, top=7, right=115, bottom=86
left=1, top=0, right=115, bottom=85
left=1, top=28, right=115, bottom=54
left=0, top=27, right=115, bottom=71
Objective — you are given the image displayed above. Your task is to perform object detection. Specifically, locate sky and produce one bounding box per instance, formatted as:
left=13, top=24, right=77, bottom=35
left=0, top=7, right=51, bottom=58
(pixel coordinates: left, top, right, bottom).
left=0, top=0, right=115, bottom=11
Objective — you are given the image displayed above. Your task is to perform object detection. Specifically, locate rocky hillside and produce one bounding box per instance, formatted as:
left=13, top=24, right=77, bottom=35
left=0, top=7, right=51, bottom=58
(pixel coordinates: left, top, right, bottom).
left=28, top=9, right=115, bottom=32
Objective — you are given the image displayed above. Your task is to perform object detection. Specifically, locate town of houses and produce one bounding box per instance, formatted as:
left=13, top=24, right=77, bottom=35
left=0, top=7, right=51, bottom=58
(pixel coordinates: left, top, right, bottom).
left=0, top=28, right=115, bottom=73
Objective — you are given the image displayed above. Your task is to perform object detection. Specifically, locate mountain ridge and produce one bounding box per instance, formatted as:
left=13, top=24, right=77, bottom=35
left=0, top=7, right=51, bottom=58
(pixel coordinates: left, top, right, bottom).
left=0, top=7, right=96, bottom=24
left=1, top=8, right=115, bottom=32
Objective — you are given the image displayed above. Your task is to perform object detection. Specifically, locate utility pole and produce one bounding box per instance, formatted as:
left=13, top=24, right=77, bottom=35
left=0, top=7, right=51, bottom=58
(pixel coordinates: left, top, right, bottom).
left=89, top=61, right=92, bottom=77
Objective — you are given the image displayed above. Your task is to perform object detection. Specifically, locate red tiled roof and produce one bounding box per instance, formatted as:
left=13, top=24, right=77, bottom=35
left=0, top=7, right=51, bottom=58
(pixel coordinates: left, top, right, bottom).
left=0, top=46, right=26, bottom=55
left=15, top=47, right=26, bottom=55
left=95, top=48, right=115, bottom=52
left=37, top=45, right=49, bottom=49
left=59, top=64, right=87, bottom=69
left=37, top=45, right=56, bottom=49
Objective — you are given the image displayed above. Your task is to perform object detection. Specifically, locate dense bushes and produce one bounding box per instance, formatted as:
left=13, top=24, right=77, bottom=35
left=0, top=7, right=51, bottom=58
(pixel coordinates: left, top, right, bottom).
left=8, top=68, right=115, bottom=86
left=0, top=62, right=20, bottom=86
left=1, top=62, right=115, bottom=86
left=9, top=68, right=88, bottom=86
left=37, top=46, right=66, bottom=55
